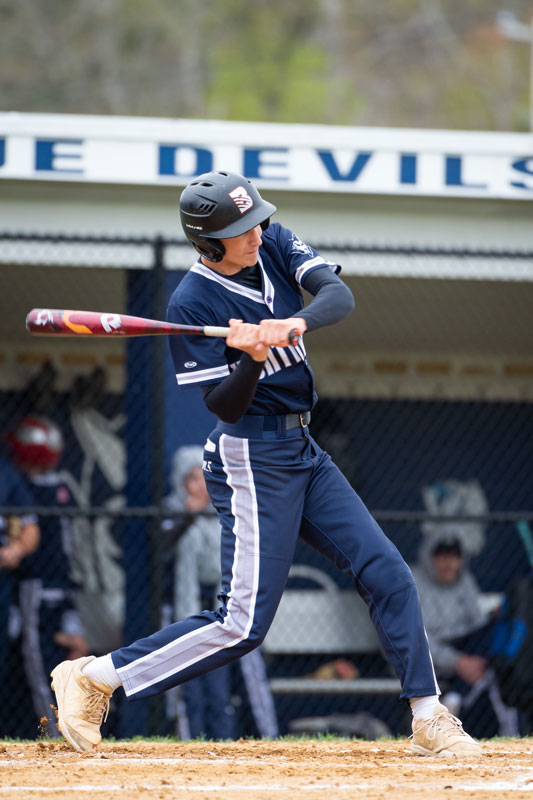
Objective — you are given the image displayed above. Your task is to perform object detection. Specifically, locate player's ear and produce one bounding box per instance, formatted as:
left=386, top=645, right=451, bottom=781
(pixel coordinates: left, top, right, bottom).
left=193, top=237, right=226, bottom=262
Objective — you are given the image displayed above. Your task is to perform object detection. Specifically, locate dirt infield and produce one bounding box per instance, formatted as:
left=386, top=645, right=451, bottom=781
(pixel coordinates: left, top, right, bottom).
left=0, top=738, right=532, bottom=799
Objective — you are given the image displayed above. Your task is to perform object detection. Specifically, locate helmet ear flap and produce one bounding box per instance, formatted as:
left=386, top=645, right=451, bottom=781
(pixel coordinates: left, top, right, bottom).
left=192, top=236, right=226, bottom=263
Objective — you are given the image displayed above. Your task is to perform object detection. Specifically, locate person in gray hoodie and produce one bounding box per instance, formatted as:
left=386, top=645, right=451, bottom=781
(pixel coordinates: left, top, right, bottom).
left=411, top=534, right=488, bottom=687
left=411, top=532, right=518, bottom=735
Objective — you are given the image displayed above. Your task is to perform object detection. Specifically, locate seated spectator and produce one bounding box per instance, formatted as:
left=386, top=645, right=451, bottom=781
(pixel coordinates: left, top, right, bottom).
left=411, top=533, right=517, bottom=737
left=491, top=521, right=533, bottom=734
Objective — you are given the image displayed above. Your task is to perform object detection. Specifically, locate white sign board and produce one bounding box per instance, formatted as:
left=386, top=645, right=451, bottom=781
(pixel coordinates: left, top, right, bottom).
left=1, top=112, right=532, bottom=200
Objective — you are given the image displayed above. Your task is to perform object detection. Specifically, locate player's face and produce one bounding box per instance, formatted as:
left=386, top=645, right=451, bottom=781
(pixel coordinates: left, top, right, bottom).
left=219, top=225, right=263, bottom=273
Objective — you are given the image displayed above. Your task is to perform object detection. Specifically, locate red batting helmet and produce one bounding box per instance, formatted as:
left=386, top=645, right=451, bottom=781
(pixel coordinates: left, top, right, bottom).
left=5, top=416, right=64, bottom=469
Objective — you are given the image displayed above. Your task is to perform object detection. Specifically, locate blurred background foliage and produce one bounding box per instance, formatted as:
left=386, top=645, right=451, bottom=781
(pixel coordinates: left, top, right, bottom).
left=0, top=0, right=531, bottom=130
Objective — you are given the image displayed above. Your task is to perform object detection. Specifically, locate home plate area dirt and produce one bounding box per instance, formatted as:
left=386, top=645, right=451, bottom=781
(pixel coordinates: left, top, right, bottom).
left=0, top=738, right=532, bottom=799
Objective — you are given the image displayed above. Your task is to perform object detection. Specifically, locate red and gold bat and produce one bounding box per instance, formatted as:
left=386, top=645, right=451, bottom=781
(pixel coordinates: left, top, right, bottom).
left=26, top=308, right=301, bottom=345
left=26, top=308, right=230, bottom=339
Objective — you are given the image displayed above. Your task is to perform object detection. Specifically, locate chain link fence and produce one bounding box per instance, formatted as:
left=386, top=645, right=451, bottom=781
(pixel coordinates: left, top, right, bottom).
left=0, top=232, right=532, bottom=742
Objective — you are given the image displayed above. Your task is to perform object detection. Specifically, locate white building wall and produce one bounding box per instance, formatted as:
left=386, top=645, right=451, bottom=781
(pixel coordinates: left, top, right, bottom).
left=1, top=114, right=531, bottom=399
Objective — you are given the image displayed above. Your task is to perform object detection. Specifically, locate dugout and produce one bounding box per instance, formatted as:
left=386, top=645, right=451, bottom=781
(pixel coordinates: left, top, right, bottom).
left=1, top=114, right=531, bottom=519
left=1, top=113, right=532, bottom=737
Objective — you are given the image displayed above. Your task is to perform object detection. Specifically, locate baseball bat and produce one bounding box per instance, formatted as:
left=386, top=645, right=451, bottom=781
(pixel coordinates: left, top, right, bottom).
left=26, top=308, right=301, bottom=345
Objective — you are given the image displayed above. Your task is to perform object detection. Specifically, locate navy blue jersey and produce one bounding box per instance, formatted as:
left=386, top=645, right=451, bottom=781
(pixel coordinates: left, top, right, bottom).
left=0, top=458, right=36, bottom=547
left=19, top=472, right=74, bottom=588
left=167, top=223, right=340, bottom=416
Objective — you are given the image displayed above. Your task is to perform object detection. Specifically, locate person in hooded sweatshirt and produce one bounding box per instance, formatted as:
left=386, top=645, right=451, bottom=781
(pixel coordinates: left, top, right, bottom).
left=411, top=533, right=518, bottom=736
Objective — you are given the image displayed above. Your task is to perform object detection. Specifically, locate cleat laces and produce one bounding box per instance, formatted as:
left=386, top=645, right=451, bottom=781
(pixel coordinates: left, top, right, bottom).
left=411, top=709, right=465, bottom=742
left=80, top=678, right=110, bottom=726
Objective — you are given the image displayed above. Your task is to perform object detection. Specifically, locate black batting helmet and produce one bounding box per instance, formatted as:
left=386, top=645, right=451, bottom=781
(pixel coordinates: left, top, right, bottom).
left=179, top=171, right=277, bottom=262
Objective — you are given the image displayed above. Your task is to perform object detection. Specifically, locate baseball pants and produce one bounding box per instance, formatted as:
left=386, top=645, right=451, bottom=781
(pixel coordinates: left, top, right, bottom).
left=112, top=415, right=439, bottom=701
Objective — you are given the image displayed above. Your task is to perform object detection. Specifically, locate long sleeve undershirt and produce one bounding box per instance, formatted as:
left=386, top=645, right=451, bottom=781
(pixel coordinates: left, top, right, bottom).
left=201, top=267, right=354, bottom=423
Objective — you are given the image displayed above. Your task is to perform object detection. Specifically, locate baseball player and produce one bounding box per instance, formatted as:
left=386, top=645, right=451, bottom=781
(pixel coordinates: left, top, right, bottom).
left=6, top=416, right=88, bottom=736
left=0, top=450, right=40, bottom=735
left=51, top=170, right=481, bottom=758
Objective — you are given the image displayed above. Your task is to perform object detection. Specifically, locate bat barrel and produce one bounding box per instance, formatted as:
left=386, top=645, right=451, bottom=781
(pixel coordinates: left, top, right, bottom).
left=26, top=309, right=217, bottom=338
left=26, top=308, right=120, bottom=336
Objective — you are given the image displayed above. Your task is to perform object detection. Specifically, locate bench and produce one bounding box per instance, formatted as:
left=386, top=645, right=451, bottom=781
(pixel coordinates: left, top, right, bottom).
left=262, top=564, right=400, bottom=696
left=262, top=565, right=503, bottom=697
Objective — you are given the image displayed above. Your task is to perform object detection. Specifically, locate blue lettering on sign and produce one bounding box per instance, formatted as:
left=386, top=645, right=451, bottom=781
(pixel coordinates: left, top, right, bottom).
left=445, top=155, right=487, bottom=189
left=35, top=139, right=83, bottom=172
left=158, top=145, right=212, bottom=176
left=0, top=138, right=4, bottom=167
left=400, top=153, right=417, bottom=184
left=243, top=148, right=289, bottom=179
left=510, top=157, right=533, bottom=190
left=317, top=150, right=372, bottom=181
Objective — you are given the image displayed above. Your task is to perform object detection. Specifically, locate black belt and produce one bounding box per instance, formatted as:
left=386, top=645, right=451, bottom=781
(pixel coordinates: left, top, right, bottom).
left=216, top=411, right=311, bottom=438
left=263, top=411, right=311, bottom=431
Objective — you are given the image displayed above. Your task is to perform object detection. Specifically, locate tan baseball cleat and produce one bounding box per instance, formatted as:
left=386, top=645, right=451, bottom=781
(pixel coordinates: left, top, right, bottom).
left=50, top=656, right=113, bottom=753
left=411, top=703, right=482, bottom=758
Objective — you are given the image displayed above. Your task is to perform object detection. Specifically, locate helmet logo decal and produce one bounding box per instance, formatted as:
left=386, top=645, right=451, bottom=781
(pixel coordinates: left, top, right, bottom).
left=229, top=186, right=253, bottom=214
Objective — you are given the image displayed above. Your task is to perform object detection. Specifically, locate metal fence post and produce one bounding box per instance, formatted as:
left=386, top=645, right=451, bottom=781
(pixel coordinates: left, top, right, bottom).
left=148, top=234, right=168, bottom=734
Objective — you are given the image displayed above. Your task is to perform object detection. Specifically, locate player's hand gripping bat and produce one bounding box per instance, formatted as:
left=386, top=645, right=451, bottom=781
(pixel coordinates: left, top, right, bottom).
left=25, top=308, right=301, bottom=346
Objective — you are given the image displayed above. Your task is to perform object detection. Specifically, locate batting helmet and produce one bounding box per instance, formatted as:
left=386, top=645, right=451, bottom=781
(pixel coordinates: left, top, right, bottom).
left=5, top=416, right=64, bottom=469
left=179, top=171, right=277, bottom=262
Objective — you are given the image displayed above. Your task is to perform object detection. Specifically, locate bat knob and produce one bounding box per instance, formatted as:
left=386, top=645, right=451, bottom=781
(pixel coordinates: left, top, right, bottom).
left=288, top=328, right=301, bottom=347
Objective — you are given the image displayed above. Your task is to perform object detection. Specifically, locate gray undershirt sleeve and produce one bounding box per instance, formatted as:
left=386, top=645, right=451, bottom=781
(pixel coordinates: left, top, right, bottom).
left=298, top=267, right=354, bottom=332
